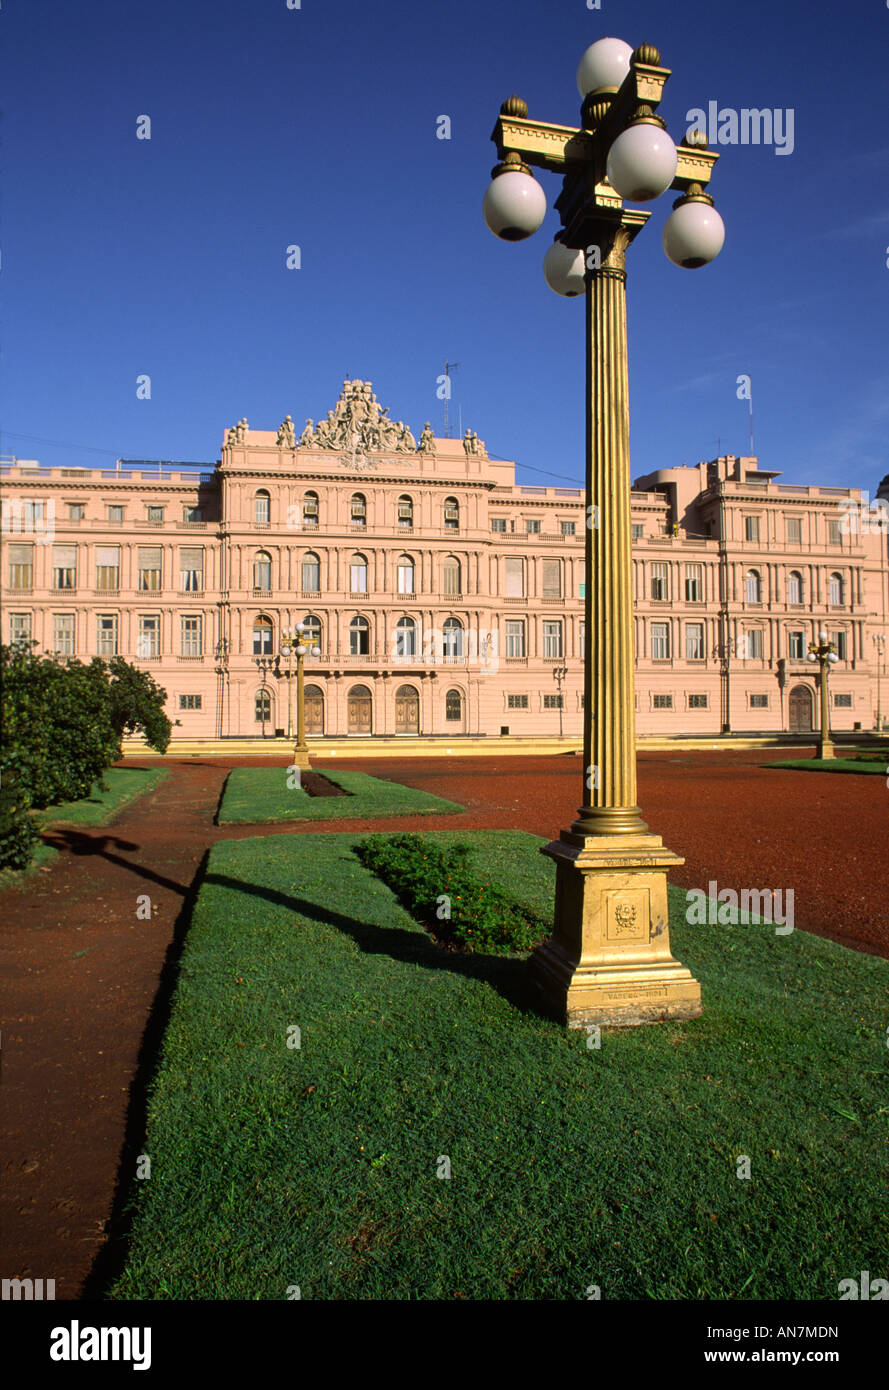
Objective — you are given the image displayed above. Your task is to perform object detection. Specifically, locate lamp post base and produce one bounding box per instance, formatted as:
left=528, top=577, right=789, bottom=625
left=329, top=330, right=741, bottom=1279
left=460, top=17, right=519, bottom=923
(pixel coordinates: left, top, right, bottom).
left=530, top=829, right=702, bottom=1028
left=817, top=741, right=836, bottom=761
left=292, top=744, right=312, bottom=771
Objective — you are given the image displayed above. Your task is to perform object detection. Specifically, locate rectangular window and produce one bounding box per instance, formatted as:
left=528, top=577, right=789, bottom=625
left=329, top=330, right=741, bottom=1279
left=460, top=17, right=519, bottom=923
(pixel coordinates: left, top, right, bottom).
left=95, top=545, right=120, bottom=591
left=688, top=694, right=708, bottom=709
left=685, top=563, right=703, bottom=602
left=746, top=629, right=763, bottom=659
left=97, top=614, right=118, bottom=656
left=180, top=547, right=204, bottom=591
left=653, top=693, right=673, bottom=709
left=52, top=544, right=76, bottom=590
left=561, top=521, right=576, bottom=537
left=543, top=693, right=563, bottom=709
left=786, top=516, right=802, bottom=544
left=631, top=523, right=644, bottom=540
left=67, top=503, right=85, bottom=521
left=9, top=613, right=32, bottom=644
left=542, top=558, right=561, bottom=599
left=788, top=631, right=805, bottom=659
left=301, top=555, right=321, bottom=591
left=180, top=615, right=202, bottom=657
left=828, top=519, right=842, bottom=545
left=52, top=613, right=75, bottom=655
left=651, top=622, right=670, bottom=660
left=179, top=694, right=202, bottom=710
left=543, top=620, right=562, bottom=658
left=182, top=505, right=202, bottom=523
left=147, top=505, right=164, bottom=522
left=350, top=560, right=367, bottom=593
left=107, top=504, right=124, bottom=523
left=745, top=515, right=761, bottom=542
left=491, top=517, right=507, bottom=532
left=579, top=582, right=586, bottom=599
left=8, top=543, right=34, bottom=589
left=137, top=546, right=162, bottom=591
left=749, top=693, right=769, bottom=709
left=507, top=694, right=529, bottom=709
left=833, top=692, right=852, bottom=708
left=137, top=615, right=160, bottom=659
left=505, top=556, right=524, bottom=597
left=505, top=620, right=525, bottom=658
left=831, top=631, right=847, bottom=660
left=397, top=560, right=414, bottom=595
left=650, top=562, right=667, bottom=601
left=526, top=518, right=541, bottom=534
left=254, top=494, right=270, bottom=525
left=685, top=623, right=704, bottom=660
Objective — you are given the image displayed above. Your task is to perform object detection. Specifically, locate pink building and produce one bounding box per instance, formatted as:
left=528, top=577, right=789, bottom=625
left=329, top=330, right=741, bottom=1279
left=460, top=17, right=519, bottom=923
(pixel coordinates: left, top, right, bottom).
left=2, top=379, right=887, bottom=741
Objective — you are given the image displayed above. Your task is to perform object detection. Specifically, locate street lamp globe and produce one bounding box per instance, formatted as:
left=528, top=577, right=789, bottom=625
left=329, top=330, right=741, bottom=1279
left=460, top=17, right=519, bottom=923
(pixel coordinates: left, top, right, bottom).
left=662, top=195, right=725, bottom=268
left=295, top=645, right=307, bottom=656
left=543, top=237, right=586, bottom=296
left=576, top=37, right=633, bottom=97
left=483, top=160, right=546, bottom=241
left=808, top=653, right=817, bottom=662
left=828, top=653, right=840, bottom=664
left=819, top=629, right=828, bottom=640
left=606, top=120, right=677, bottom=202
left=311, top=645, right=321, bottom=657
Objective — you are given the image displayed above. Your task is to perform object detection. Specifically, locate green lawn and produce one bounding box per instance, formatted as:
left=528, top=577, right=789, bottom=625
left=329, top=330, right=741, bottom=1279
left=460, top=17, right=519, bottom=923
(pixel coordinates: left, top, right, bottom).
left=217, top=766, right=464, bottom=824
left=38, top=765, right=169, bottom=826
left=765, top=757, right=887, bottom=775
left=109, top=830, right=888, bottom=1301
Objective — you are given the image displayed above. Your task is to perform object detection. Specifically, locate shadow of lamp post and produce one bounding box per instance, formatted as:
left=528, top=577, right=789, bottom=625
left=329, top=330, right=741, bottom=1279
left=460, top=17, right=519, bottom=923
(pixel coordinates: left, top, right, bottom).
left=807, top=630, right=839, bottom=760
left=483, top=37, right=726, bottom=1027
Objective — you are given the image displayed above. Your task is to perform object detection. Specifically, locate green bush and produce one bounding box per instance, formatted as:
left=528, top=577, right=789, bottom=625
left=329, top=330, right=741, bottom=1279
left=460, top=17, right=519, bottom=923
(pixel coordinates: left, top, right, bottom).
left=0, top=767, right=38, bottom=870
left=355, top=832, right=544, bottom=953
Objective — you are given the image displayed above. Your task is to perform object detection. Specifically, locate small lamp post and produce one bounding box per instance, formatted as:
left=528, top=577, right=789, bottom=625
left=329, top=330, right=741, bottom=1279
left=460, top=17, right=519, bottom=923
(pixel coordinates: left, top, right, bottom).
left=214, top=636, right=230, bottom=740
left=873, top=632, right=886, bottom=731
left=552, top=663, right=568, bottom=739
left=254, top=655, right=274, bottom=738
left=286, top=621, right=321, bottom=771
left=807, top=629, right=839, bottom=760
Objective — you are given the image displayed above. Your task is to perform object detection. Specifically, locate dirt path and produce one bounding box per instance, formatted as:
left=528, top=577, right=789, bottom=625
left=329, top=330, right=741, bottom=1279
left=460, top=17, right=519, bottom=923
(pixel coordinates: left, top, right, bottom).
left=1, top=749, right=886, bottom=1299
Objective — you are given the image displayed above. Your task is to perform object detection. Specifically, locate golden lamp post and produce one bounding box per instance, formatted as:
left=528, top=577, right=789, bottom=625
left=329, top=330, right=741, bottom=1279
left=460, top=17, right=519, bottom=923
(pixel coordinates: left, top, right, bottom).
left=873, top=632, right=886, bottom=731
left=482, top=37, right=727, bottom=1028
left=281, top=623, right=321, bottom=771
left=807, top=630, right=839, bottom=760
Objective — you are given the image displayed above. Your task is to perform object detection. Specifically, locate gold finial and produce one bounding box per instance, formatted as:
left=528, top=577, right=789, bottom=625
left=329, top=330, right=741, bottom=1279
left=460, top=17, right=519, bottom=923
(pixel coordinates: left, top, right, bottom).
left=632, top=43, right=661, bottom=66
left=500, top=95, right=528, bottom=118
left=581, top=95, right=612, bottom=131
left=491, top=149, right=532, bottom=178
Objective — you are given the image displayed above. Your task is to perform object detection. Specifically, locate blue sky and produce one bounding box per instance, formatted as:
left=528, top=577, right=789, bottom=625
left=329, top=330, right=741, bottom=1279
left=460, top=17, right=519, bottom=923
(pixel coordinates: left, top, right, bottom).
left=2, top=0, right=888, bottom=493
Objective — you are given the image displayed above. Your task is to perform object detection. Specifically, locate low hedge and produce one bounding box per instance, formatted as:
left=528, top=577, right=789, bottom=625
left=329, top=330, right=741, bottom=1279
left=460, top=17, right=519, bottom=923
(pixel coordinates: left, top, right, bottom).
left=355, top=832, right=545, bottom=954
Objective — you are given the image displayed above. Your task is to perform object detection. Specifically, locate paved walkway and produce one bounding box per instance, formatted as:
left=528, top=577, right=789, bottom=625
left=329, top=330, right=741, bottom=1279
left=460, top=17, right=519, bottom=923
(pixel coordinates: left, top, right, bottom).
left=1, top=749, right=886, bottom=1298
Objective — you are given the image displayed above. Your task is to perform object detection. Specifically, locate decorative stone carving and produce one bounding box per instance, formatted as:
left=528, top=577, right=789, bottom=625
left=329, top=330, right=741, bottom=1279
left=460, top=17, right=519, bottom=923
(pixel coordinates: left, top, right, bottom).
left=418, top=423, right=436, bottom=454
left=276, top=415, right=296, bottom=448
left=226, top=418, right=248, bottom=445
left=298, top=380, right=423, bottom=455
left=463, top=429, right=484, bottom=456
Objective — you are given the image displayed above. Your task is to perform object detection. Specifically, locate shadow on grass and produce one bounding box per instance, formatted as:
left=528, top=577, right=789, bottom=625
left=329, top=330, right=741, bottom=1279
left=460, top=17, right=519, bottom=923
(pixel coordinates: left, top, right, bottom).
left=205, top=869, right=540, bottom=1017
left=81, top=848, right=212, bottom=1301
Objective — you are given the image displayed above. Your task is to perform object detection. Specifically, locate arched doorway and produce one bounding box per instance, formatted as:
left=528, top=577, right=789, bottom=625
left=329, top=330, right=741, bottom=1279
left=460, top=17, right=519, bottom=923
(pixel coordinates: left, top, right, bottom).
left=788, top=684, right=814, bottom=732
left=348, top=683, right=372, bottom=735
left=304, top=683, right=324, bottom=737
left=395, top=684, right=420, bottom=734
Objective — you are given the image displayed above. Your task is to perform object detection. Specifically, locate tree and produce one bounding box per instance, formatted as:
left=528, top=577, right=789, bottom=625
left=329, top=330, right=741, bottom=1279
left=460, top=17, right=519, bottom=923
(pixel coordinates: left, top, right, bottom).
left=106, top=658, right=172, bottom=753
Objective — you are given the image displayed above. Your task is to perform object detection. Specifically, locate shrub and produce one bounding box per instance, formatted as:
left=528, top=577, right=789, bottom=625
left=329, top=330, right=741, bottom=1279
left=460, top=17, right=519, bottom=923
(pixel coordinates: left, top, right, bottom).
left=356, top=833, right=543, bottom=954
left=0, top=767, right=39, bottom=871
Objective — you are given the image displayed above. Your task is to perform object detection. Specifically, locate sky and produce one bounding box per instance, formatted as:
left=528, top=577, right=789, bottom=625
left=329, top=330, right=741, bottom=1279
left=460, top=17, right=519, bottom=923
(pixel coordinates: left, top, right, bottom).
left=2, top=0, right=888, bottom=494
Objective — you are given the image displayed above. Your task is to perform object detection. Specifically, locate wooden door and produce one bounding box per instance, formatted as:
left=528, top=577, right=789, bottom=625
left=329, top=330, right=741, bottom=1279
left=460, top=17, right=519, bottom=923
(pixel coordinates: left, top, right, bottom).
left=788, top=684, right=813, bottom=732
left=304, top=685, right=323, bottom=736
left=395, top=685, right=419, bottom=734
left=348, top=686, right=372, bottom=734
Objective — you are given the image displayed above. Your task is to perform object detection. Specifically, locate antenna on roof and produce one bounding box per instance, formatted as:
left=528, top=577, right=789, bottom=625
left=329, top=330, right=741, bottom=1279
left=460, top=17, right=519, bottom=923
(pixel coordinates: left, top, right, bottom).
left=442, top=361, right=459, bottom=438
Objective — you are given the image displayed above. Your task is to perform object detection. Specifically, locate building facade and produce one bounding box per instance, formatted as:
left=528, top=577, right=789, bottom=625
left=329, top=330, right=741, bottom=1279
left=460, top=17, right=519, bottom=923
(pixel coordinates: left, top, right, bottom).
left=2, top=379, right=887, bottom=740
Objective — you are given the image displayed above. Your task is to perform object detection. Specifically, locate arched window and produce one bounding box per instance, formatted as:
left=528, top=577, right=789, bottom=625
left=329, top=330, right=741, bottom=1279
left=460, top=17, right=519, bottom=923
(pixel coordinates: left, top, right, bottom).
left=301, top=614, right=322, bottom=649
left=397, top=494, right=413, bottom=528
left=253, top=615, right=273, bottom=655
left=301, top=551, right=320, bottom=592
left=254, top=550, right=272, bottom=591
left=787, top=570, right=803, bottom=605
left=350, top=553, right=368, bottom=594
left=303, top=490, right=319, bottom=526
left=443, top=616, right=463, bottom=660
left=350, top=615, right=370, bottom=655
left=254, top=489, right=270, bottom=526
left=828, top=572, right=844, bottom=605
left=396, top=555, right=414, bottom=595
left=395, top=616, right=416, bottom=658
left=445, top=688, right=463, bottom=722
left=255, top=689, right=271, bottom=723
left=745, top=569, right=761, bottom=603
left=444, top=496, right=459, bottom=531
left=351, top=493, right=367, bottom=527
left=443, top=556, right=461, bottom=596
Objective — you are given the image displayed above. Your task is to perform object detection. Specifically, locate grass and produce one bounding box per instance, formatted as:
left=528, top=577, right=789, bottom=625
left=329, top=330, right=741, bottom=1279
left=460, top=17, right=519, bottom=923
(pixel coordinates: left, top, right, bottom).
left=217, top=766, right=464, bottom=824
left=765, top=757, right=887, bottom=775
left=109, top=829, right=888, bottom=1301
left=0, top=766, right=168, bottom=888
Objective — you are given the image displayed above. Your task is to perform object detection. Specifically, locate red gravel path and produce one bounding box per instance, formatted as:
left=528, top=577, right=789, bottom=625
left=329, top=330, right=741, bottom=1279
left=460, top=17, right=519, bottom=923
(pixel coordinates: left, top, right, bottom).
left=1, top=748, right=886, bottom=1299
